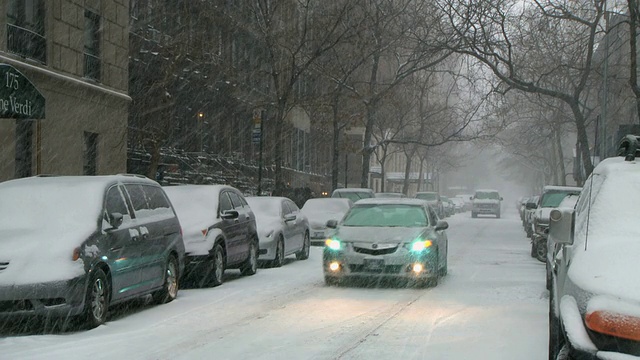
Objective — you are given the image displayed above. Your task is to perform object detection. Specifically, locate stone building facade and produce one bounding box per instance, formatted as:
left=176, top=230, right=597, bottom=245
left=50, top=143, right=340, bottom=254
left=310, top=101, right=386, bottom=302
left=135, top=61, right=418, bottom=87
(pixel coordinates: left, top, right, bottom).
left=0, top=0, right=129, bottom=182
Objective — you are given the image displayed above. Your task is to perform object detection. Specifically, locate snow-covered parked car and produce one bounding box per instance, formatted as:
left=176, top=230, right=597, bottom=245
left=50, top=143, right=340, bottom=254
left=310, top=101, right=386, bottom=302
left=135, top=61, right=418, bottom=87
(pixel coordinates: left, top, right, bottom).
left=548, top=135, right=640, bottom=359
left=246, top=196, right=310, bottom=267
left=301, top=198, right=353, bottom=245
left=414, top=191, right=444, bottom=218
left=471, top=189, right=503, bottom=218
left=163, top=185, right=259, bottom=288
left=0, top=175, right=185, bottom=329
left=530, top=185, right=581, bottom=262
left=331, top=188, right=375, bottom=202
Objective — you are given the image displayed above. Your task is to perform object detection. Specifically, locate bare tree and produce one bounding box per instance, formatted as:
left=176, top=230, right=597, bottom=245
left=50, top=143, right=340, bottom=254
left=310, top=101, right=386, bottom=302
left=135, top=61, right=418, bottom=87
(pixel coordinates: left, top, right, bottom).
left=437, top=0, right=605, bottom=178
left=248, top=0, right=359, bottom=193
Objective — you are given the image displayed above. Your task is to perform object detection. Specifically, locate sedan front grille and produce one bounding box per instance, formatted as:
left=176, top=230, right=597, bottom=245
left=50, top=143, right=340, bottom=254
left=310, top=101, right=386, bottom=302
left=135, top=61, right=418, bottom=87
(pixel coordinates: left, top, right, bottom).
left=353, top=246, right=398, bottom=256
left=349, top=264, right=403, bottom=274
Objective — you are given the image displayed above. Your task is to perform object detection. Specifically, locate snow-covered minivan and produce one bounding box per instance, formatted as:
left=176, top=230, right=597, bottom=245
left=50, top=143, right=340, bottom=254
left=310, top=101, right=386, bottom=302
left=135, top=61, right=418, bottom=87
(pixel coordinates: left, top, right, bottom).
left=548, top=135, right=640, bottom=359
left=0, top=175, right=185, bottom=329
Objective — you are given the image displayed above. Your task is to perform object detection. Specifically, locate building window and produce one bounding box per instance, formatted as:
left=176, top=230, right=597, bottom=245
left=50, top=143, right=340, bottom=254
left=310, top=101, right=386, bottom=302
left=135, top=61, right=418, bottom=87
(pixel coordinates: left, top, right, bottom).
left=7, top=0, right=46, bottom=63
left=83, top=132, right=98, bottom=175
left=84, top=10, right=101, bottom=81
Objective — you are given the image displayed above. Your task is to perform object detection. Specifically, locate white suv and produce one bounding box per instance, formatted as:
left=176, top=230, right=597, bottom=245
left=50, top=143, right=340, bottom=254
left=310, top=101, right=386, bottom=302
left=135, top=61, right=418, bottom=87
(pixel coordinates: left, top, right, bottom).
left=548, top=135, right=640, bottom=359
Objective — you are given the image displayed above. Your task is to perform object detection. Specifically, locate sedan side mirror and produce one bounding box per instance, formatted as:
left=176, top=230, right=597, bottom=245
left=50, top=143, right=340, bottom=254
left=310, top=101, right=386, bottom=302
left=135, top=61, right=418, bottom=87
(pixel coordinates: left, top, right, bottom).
left=500, top=197, right=504, bottom=201
left=525, top=202, right=537, bottom=210
left=221, top=210, right=239, bottom=220
left=284, top=213, right=297, bottom=222
left=326, top=219, right=338, bottom=229
left=108, top=212, right=124, bottom=229
left=435, top=220, right=449, bottom=231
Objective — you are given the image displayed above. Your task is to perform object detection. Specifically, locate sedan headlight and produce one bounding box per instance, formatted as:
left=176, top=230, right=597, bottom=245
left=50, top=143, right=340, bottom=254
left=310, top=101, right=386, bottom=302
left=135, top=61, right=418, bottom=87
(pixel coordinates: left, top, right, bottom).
left=325, top=239, right=342, bottom=250
left=410, top=240, right=433, bottom=252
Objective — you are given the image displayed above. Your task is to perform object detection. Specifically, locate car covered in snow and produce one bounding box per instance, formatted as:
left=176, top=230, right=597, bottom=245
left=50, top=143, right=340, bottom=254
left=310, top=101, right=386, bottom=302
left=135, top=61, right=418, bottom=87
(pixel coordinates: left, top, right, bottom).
left=548, top=135, right=640, bottom=359
left=0, top=175, right=185, bottom=329
left=471, top=189, right=503, bottom=218
left=246, top=196, right=310, bottom=267
left=530, top=185, right=581, bottom=262
left=301, top=198, right=353, bottom=245
left=331, top=188, right=375, bottom=202
left=414, top=191, right=444, bottom=218
left=323, top=198, right=448, bottom=287
left=163, top=185, right=259, bottom=287
left=374, top=192, right=406, bottom=198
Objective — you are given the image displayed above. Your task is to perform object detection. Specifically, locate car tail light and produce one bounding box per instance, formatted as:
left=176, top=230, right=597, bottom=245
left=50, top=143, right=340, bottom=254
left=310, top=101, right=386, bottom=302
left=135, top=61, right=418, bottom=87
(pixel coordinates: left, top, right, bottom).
left=586, top=310, right=640, bottom=341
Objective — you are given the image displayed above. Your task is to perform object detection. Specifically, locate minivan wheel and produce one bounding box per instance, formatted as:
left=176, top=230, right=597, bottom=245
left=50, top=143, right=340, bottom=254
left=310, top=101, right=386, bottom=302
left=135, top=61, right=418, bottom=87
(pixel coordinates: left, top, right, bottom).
left=84, top=268, right=109, bottom=329
left=152, top=255, right=179, bottom=304
left=241, top=241, right=258, bottom=276
left=296, top=232, right=310, bottom=260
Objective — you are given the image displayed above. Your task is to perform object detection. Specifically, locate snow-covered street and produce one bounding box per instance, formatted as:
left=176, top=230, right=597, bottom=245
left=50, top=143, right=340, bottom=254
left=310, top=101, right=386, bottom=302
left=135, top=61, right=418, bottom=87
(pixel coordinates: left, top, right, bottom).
left=0, top=207, right=548, bottom=360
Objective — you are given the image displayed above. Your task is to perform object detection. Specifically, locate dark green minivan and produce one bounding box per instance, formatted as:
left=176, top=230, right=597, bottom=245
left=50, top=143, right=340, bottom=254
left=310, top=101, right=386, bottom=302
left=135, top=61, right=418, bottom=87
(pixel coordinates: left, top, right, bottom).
left=0, top=175, right=185, bottom=329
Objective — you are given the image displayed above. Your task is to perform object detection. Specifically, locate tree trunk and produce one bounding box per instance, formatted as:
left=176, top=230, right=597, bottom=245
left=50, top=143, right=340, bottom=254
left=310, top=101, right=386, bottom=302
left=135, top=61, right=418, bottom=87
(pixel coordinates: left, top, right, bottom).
left=147, top=139, right=161, bottom=180
left=331, top=97, right=340, bottom=191
left=556, top=128, right=567, bottom=185
left=361, top=101, right=376, bottom=188
left=628, top=0, right=640, bottom=124
left=402, top=145, right=417, bottom=194
left=570, top=103, right=594, bottom=178
left=273, top=101, right=287, bottom=195
left=417, top=158, right=425, bottom=192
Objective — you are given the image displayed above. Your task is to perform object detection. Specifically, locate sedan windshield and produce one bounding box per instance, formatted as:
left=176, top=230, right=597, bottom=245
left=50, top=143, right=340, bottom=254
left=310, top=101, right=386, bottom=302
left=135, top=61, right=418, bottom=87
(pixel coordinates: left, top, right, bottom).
left=302, top=199, right=349, bottom=213
left=342, top=204, right=428, bottom=227
left=246, top=198, right=281, bottom=217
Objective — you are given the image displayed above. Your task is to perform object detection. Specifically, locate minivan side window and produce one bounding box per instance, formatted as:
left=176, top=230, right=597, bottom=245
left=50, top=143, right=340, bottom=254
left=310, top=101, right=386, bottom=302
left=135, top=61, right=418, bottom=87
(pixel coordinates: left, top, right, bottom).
left=104, top=186, right=132, bottom=225
left=143, top=185, right=171, bottom=210
left=125, top=184, right=148, bottom=214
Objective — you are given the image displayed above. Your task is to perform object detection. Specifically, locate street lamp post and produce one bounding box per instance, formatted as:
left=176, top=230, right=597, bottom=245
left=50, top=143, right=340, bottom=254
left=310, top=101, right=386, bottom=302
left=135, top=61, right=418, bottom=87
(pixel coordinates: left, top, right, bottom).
left=197, top=111, right=204, bottom=152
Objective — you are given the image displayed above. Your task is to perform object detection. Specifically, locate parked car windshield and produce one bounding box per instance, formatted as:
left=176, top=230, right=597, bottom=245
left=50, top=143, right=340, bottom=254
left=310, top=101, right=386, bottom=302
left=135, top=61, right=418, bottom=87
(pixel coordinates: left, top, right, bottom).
left=246, top=197, right=281, bottom=217
left=342, top=204, right=428, bottom=227
left=540, top=192, right=573, bottom=208
left=475, top=192, right=500, bottom=200
left=333, top=191, right=372, bottom=202
left=415, top=193, right=437, bottom=201
left=302, top=199, right=350, bottom=214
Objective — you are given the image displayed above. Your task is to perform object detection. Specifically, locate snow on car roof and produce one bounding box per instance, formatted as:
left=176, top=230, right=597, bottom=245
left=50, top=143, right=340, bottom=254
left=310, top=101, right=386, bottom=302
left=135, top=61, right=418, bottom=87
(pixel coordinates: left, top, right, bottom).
left=474, top=189, right=500, bottom=193
left=332, top=188, right=373, bottom=192
left=542, top=185, right=582, bottom=192
left=353, top=198, right=428, bottom=206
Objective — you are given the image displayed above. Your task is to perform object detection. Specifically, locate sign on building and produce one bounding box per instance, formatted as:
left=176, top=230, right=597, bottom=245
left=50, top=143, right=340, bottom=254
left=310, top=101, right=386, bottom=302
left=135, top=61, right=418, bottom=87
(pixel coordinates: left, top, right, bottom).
left=0, top=64, right=45, bottom=119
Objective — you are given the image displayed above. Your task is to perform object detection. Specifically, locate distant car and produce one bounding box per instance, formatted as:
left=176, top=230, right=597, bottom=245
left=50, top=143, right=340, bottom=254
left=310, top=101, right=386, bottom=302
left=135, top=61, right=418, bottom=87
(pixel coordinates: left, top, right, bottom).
left=440, top=196, right=455, bottom=217
left=374, top=192, right=406, bottom=198
left=163, top=185, right=259, bottom=288
left=523, top=195, right=540, bottom=236
left=246, top=197, right=310, bottom=267
left=0, top=175, right=185, bottom=329
left=548, top=136, right=640, bottom=359
left=331, top=188, right=375, bottom=202
left=414, top=191, right=444, bottom=218
left=301, top=198, right=353, bottom=245
left=471, top=189, right=503, bottom=218
left=455, top=194, right=473, bottom=211
left=323, top=198, right=448, bottom=287
left=450, top=197, right=465, bottom=213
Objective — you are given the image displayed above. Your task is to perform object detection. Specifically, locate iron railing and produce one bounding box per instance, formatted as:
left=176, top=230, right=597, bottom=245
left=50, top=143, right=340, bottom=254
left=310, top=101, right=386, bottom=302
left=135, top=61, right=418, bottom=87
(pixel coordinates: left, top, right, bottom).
left=7, top=24, right=46, bottom=64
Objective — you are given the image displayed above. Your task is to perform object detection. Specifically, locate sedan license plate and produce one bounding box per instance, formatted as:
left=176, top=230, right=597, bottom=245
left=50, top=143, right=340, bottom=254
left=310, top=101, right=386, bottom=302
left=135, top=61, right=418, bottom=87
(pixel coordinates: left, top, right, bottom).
left=363, top=259, right=384, bottom=271
left=313, top=231, right=324, bottom=238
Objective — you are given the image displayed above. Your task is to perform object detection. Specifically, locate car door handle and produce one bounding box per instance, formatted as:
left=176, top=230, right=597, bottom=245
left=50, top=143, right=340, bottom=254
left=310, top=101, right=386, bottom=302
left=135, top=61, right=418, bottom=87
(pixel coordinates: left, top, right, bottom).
left=129, top=228, right=140, bottom=241
left=140, top=226, right=150, bottom=240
